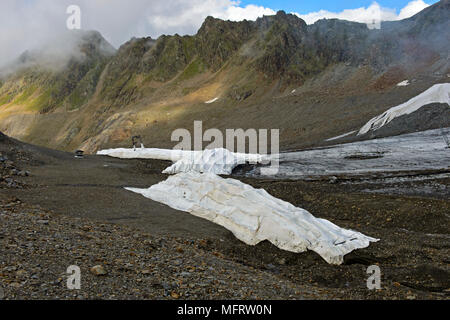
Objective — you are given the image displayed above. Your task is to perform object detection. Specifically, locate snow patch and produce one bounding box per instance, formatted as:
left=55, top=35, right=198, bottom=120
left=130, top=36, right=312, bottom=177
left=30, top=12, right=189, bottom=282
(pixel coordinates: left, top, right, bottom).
left=325, top=130, right=356, bottom=141
left=358, top=83, right=450, bottom=135
left=205, top=97, right=219, bottom=104
left=126, top=172, right=378, bottom=265
left=396, top=80, right=410, bottom=87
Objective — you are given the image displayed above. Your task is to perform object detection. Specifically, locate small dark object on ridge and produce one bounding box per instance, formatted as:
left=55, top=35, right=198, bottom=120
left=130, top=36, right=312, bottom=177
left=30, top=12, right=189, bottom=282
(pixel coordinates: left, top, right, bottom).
left=75, top=150, right=84, bottom=158
left=132, top=135, right=144, bottom=150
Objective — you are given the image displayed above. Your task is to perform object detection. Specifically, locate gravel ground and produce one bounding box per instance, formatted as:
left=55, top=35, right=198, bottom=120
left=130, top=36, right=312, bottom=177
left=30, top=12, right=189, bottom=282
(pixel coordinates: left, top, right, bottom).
left=0, top=152, right=29, bottom=189
left=0, top=196, right=330, bottom=300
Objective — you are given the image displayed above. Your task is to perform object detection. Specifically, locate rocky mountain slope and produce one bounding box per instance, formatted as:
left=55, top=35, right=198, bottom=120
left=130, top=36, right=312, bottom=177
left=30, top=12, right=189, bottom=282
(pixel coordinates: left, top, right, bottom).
left=0, top=0, right=449, bottom=152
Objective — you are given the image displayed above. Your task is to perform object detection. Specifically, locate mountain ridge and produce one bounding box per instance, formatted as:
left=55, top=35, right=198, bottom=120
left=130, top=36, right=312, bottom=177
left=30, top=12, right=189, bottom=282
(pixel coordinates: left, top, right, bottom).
left=0, top=1, right=449, bottom=152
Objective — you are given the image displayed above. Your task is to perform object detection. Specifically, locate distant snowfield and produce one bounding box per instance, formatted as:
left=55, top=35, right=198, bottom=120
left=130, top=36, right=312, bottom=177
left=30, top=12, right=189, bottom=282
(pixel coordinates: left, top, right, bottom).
left=98, top=146, right=379, bottom=264
left=358, top=83, right=450, bottom=135
left=126, top=172, right=378, bottom=265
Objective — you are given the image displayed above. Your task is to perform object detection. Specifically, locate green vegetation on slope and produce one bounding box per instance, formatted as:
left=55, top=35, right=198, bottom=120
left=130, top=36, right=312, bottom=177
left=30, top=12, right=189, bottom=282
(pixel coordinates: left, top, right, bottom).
left=177, top=57, right=207, bottom=82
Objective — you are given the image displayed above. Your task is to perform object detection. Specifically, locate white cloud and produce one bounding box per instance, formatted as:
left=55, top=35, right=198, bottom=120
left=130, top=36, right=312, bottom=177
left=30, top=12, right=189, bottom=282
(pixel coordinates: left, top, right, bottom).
left=0, top=0, right=432, bottom=68
left=398, top=0, right=430, bottom=19
left=142, top=1, right=276, bottom=36
left=293, top=1, right=430, bottom=25
left=0, top=0, right=276, bottom=67
left=217, top=4, right=276, bottom=21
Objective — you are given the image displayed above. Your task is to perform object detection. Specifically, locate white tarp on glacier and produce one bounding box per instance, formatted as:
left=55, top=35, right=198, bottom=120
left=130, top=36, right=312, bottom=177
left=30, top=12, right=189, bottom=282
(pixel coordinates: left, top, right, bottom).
left=358, top=83, right=450, bottom=135
left=98, top=147, right=264, bottom=175
left=126, top=172, right=378, bottom=265
left=163, top=148, right=263, bottom=175
left=97, top=147, right=188, bottom=161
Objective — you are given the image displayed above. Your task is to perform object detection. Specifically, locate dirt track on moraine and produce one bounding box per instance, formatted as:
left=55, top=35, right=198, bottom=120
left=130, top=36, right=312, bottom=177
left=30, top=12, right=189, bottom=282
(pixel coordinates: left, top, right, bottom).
left=1, top=137, right=449, bottom=299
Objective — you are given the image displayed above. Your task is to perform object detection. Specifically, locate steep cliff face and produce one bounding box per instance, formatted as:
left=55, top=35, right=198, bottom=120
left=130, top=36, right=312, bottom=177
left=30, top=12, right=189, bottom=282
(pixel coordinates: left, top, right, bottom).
left=197, top=17, right=255, bottom=71
left=0, top=1, right=448, bottom=152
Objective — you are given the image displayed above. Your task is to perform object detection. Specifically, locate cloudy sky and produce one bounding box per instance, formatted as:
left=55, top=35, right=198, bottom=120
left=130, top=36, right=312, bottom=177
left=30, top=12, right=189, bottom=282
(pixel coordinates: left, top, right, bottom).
left=0, top=0, right=438, bottom=66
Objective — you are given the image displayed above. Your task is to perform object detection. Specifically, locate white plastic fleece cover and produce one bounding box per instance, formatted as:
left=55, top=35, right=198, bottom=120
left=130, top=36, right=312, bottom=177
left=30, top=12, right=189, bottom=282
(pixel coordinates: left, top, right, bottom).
left=358, top=83, right=450, bottom=135
left=98, top=148, right=264, bottom=175
left=162, top=148, right=263, bottom=175
left=126, top=172, right=379, bottom=265
left=97, top=148, right=189, bottom=161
